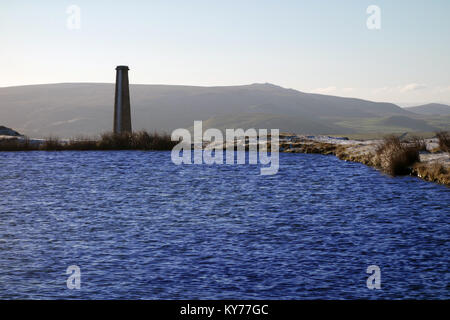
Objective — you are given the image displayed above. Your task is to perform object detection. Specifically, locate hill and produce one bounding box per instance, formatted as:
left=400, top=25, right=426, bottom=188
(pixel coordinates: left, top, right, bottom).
left=377, top=115, right=439, bottom=131
left=405, top=103, right=450, bottom=116
left=0, top=82, right=442, bottom=138
left=0, top=126, right=21, bottom=137
left=197, top=113, right=349, bottom=134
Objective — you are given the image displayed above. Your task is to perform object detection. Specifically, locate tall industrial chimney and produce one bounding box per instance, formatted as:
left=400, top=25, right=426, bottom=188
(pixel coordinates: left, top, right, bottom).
left=113, top=65, right=132, bottom=134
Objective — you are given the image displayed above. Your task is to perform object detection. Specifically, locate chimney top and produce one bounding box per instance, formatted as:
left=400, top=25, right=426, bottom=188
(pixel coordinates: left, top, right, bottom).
left=116, top=65, right=129, bottom=70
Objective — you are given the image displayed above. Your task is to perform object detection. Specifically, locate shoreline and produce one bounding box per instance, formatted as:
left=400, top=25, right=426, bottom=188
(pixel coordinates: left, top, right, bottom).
left=277, top=134, right=450, bottom=187
left=1, top=132, right=449, bottom=187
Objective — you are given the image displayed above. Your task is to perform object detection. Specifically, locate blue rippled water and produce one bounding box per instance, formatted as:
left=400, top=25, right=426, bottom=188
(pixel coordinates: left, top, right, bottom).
left=0, top=151, right=448, bottom=299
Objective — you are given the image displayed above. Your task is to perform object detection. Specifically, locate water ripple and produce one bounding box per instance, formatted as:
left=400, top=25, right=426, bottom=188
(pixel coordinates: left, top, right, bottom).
left=0, top=151, right=448, bottom=299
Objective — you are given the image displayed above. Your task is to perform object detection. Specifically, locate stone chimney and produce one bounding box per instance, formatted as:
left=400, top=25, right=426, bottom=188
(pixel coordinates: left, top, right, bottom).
left=113, top=65, right=132, bottom=134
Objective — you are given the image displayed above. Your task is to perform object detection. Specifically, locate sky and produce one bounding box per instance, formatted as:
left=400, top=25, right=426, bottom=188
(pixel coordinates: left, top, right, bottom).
left=0, top=0, right=449, bottom=105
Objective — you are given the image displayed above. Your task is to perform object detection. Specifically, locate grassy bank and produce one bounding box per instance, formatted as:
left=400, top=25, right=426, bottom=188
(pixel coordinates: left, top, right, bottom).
left=282, top=133, right=450, bottom=186
left=2, top=129, right=449, bottom=186
left=0, top=131, right=177, bottom=151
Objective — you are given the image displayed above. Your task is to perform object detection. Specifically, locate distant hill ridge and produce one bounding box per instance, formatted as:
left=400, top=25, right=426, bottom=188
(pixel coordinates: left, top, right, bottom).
left=0, top=83, right=446, bottom=138
left=0, top=126, right=21, bottom=137
left=405, top=103, right=450, bottom=116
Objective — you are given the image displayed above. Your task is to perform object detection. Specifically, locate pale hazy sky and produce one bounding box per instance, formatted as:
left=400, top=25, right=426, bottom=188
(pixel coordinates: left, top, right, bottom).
left=1, top=0, right=449, bottom=105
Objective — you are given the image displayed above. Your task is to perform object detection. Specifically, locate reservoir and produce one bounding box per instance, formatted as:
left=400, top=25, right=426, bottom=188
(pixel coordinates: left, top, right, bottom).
left=0, top=151, right=448, bottom=299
